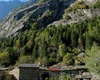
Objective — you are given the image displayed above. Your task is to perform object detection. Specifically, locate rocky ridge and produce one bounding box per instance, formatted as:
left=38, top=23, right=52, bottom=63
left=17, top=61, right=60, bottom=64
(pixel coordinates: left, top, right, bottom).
left=0, top=0, right=75, bottom=37
left=48, top=9, right=100, bottom=27
left=0, top=0, right=99, bottom=38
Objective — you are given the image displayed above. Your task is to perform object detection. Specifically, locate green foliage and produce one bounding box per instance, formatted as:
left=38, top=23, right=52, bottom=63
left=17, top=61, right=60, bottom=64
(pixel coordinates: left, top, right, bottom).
left=45, top=10, right=54, bottom=17
left=61, top=75, right=74, bottom=80
left=93, top=1, right=100, bottom=8
left=46, top=75, right=74, bottom=80
left=0, top=47, right=19, bottom=66
left=62, top=53, right=74, bottom=66
left=16, top=55, right=33, bottom=66
left=85, top=43, right=100, bottom=76
left=58, top=44, right=67, bottom=59
left=0, top=51, right=9, bottom=66
left=0, top=15, right=100, bottom=66
left=5, top=47, right=19, bottom=65
left=35, top=57, right=47, bottom=66
left=65, top=0, right=89, bottom=13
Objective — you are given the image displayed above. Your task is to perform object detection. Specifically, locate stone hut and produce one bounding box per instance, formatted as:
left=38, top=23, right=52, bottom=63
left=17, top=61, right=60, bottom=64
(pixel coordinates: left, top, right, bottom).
left=18, top=64, right=92, bottom=80
left=19, top=64, right=39, bottom=80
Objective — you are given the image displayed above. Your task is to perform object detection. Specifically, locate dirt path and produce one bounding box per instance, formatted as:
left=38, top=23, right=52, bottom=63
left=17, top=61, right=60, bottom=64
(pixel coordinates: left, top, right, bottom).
left=9, top=67, right=19, bottom=80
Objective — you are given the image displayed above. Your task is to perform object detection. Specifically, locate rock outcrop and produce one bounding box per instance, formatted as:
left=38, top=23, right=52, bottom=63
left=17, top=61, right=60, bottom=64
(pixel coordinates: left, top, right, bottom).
left=0, top=0, right=99, bottom=37
left=48, top=9, right=100, bottom=26
left=83, top=0, right=98, bottom=5
left=0, top=0, right=76, bottom=37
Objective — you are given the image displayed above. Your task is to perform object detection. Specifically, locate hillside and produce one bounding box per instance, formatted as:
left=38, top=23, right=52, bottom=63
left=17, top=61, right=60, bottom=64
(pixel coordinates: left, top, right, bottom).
left=0, top=0, right=100, bottom=69
left=0, top=0, right=76, bottom=37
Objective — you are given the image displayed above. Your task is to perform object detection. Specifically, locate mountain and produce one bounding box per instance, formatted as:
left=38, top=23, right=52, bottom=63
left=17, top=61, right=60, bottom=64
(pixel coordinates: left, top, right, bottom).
left=0, top=0, right=100, bottom=67
left=0, top=0, right=38, bottom=20
left=0, top=0, right=76, bottom=37
left=0, top=0, right=24, bottom=20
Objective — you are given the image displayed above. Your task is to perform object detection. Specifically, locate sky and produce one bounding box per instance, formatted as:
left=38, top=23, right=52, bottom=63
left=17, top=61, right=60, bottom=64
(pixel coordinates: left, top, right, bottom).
left=0, top=0, right=29, bottom=2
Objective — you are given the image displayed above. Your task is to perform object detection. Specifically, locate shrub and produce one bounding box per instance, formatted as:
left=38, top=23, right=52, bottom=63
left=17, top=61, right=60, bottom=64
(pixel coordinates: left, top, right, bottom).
left=62, top=53, right=74, bottom=66
left=0, top=51, right=10, bottom=67
left=16, top=55, right=33, bottom=66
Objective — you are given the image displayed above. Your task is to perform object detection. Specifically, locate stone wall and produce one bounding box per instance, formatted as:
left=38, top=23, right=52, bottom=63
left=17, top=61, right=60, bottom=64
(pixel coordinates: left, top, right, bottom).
left=19, top=68, right=39, bottom=80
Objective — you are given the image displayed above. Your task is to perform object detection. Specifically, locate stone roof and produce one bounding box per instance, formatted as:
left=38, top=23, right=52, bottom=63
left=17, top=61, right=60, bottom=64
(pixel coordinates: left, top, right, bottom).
left=48, top=67, right=60, bottom=71
left=75, top=75, right=92, bottom=79
left=0, top=67, right=9, bottom=71
left=19, top=64, right=39, bottom=68
left=75, top=65, right=88, bottom=70
left=75, top=72, right=92, bottom=79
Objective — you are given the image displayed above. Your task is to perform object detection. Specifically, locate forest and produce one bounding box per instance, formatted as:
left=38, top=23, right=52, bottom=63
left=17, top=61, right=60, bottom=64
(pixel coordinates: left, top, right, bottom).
left=0, top=15, right=100, bottom=68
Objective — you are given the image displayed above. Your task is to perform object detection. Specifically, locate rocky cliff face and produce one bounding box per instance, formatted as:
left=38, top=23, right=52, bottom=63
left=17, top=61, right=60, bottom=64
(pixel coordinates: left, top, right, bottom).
left=0, top=0, right=99, bottom=38
left=48, top=9, right=100, bottom=26
left=84, top=0, right=98, bottom=5
left=0, top=0, right=76, bottom=37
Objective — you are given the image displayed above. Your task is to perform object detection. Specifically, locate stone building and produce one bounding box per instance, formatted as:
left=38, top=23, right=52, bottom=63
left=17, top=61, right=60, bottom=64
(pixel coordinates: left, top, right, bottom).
left=19, top=64, right=93, bottom=80
left=19, top=64, right=39, bottom=80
